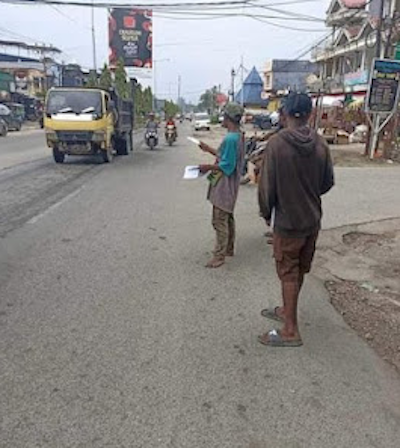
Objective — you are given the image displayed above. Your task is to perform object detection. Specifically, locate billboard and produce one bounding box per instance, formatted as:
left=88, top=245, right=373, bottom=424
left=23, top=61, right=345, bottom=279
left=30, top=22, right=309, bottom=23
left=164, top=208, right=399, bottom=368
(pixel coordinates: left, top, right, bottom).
left=366, top=59, right=400, bottom=113
left=108, top=8, right=153, bottom=79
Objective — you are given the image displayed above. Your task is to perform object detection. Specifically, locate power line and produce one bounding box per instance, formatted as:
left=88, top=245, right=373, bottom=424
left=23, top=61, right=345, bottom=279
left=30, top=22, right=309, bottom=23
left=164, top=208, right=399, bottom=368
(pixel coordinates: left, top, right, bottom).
left=0, top=26, right=56, bottom=48
left=250, top=15, right=325, bottom=31
left=277, top=0, right=374, bottom=71
left=248, top=1, right=323, bottom=22
left=153, top=10, right=323, bottom=22
left=0, top=0, right=251, bottom=8
left=49, top=5, right=91, bottom=30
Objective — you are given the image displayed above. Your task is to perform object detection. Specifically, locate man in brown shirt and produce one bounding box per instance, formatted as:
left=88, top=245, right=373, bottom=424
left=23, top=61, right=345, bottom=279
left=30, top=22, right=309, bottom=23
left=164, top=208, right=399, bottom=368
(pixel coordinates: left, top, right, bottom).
left=258, top=93, right=334, bottom=347
left=198, top=103, right=244, bottom=268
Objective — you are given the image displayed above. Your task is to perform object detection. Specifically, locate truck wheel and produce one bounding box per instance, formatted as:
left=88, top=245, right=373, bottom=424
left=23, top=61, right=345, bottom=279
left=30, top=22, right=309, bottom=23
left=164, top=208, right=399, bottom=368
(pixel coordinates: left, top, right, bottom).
left=53, top=147, right=65, bottom=164
left=102, top=147, right=113, bottom=163
left=129, top=132, right=133, bottom=152
left=115, top=135, right=129, bottom=156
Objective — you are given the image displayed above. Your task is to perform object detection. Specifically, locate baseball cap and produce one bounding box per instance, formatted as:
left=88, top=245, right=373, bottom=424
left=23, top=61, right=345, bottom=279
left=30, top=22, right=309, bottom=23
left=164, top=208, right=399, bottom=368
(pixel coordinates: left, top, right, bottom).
left=283, top=92, right=312, bottom=118
left=224, top=102, right=244, bottom=124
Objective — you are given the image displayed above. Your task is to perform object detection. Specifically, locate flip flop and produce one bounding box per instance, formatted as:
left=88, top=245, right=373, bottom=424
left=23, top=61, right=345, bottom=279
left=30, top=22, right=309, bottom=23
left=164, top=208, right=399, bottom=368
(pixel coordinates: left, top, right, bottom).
left=205, top=257, right=225, bottom=268
left=258, top=329, right=303, bottom=347
left=260, top=307, right=284, bottom=322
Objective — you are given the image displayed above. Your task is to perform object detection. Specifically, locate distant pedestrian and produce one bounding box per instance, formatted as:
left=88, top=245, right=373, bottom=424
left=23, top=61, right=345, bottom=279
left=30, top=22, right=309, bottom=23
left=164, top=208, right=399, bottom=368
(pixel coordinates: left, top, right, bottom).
left=198, top=103, right=244, bottom=268
left=258, top=92, right=334, bottom=347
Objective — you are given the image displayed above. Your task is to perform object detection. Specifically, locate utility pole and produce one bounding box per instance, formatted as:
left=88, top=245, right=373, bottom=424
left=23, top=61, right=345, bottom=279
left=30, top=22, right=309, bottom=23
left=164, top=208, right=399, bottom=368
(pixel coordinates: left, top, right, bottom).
left=178, top=75, right=181, bottom=108
left=152, top=58, right=170, bottom=112
left=231, top=68, right=236, bottom=102
left=240, top=55, right=244, bottom=106
left=375, top=0, right=385, bottom=58
left=369, top=0, right=387, bottom=158
left=91, top=0, right=97, bottom=71
left=153, top=62, right=157, bottom=112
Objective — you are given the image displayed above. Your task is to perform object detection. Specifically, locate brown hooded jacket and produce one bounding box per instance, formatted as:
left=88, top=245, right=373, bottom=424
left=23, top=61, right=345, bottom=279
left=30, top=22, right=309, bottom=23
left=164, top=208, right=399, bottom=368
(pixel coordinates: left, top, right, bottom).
left=258, top=126, right=334, bottom=237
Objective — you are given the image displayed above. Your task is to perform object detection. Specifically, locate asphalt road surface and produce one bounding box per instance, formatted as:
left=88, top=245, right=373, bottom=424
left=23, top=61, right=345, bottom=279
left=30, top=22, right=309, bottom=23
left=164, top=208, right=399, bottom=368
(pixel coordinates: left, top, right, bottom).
left=1, top=124, right=400, bottom=447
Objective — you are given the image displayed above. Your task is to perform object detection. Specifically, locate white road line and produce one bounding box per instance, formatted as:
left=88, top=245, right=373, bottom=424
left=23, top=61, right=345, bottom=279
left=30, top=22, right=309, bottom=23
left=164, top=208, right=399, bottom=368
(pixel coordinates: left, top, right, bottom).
left=28, top=186, right=85, bottom=225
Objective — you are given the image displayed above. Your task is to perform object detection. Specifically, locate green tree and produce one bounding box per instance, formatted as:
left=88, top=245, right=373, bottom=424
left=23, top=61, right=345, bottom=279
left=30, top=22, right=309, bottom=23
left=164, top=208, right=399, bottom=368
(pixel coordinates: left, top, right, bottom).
left=115, top=59, right=131, bottom=99
left=133, top=83, right=154, bottom=125
left=198, top=86, right=218, bottom=114
left=99, top=64, right=112, bottom=90
left=164, top=100, right=179, bottom=118
left=143, top=87, right=153, bottom=113
left=86, top=70, right=98, bottom=88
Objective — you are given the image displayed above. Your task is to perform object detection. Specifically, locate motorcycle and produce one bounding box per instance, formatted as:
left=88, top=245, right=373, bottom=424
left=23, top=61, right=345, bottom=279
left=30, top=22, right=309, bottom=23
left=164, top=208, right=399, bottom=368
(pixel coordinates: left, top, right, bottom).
left=241, top=135, right=272, bottom=185
left=165, top=124, right=177, bottom=146
left=145, top=130, right=158, bottom=150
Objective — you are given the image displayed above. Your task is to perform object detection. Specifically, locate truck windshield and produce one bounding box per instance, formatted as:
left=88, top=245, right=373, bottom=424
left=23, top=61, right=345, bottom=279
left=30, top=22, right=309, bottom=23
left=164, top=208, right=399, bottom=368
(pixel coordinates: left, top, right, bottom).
left=46, top=90, right=102, bottom=116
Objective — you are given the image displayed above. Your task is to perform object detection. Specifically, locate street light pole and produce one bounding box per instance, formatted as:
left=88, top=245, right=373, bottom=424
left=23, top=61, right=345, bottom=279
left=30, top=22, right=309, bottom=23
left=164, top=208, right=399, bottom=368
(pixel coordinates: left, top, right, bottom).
left=240, top=55, right=244, bottom=106
left=91, top=0, right=97, bottom=71
left=178, top=75, right=181, bottom=107
left=231, top=68, right=236, bottom=102
left=153, top=62, right=157, bottom=112
left=375, top=0, right=385, bottom=58
left=152, top=58, right=170, bottom=112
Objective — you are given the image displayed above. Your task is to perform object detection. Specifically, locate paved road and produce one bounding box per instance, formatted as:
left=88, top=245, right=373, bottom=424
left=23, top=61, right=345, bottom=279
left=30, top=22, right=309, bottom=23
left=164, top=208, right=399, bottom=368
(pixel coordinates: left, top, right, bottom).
left=0, top=129, right=142, bottom=238
left=1, top=124, right=400, bottom=447
left=0, top=129, right=48, bottom=170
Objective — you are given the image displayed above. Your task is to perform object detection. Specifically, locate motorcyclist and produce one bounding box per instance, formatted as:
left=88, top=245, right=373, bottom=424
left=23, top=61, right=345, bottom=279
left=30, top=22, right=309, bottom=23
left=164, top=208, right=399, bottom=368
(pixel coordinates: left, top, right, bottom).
left=165, top=116, right=177, bottom=141
left=146, top=112, right=158, bottom=132
left=145, top=112, right=158, bottom=144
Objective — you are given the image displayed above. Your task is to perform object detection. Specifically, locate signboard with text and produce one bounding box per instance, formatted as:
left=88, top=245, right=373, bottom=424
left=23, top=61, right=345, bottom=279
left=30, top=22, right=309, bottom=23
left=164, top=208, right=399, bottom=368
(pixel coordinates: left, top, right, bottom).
left=366, top=59, right=400, bottom=113
left=108, top=8, right=153, bottom=79
left=344, top=69, right=368, bottom=88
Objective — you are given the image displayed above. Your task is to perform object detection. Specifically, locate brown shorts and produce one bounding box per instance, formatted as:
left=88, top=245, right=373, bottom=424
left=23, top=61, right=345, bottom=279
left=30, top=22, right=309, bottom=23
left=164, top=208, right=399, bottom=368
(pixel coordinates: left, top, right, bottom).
left=273, top=232, right=319, bottom=282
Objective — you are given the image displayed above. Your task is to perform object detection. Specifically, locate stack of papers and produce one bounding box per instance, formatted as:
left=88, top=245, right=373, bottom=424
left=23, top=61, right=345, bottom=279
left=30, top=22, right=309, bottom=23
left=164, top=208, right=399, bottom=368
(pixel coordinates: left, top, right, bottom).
left=183, top=166, right=201, bottom=179
left=187, top=137, right=200, bottom=146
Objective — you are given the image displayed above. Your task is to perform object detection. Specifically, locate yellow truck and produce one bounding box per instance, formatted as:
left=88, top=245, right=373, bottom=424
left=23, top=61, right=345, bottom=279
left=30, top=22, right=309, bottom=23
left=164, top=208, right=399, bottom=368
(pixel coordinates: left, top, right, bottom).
left=44, top=87, right=133, bottom=164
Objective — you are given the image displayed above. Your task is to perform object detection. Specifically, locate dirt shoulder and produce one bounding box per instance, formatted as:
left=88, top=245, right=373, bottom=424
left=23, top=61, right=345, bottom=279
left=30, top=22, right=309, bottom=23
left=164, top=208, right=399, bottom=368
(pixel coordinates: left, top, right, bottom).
left=315, top=219, right=400, bottom=372
left=329, top=143, right=400, bottom=167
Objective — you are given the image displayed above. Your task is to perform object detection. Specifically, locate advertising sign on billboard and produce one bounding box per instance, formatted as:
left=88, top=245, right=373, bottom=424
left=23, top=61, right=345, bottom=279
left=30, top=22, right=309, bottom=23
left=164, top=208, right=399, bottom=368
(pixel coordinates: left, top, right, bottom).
left=109, top=8, right=153, bottom=79
left=366, top=59, right=400, bottom=113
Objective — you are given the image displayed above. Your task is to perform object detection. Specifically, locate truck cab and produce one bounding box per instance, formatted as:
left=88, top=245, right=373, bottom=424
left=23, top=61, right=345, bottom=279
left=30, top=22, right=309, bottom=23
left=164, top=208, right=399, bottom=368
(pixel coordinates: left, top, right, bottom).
left=44, top=87, right=133, bottom=163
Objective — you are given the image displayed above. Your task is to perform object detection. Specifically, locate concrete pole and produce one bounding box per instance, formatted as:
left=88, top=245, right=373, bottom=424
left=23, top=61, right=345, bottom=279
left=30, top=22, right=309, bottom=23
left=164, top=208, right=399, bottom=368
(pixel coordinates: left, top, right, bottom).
left=153, top=62, right=157, bottom=112
left=231, top=68, right=236, bottom=102
left=240, top=55, right=244, bottom=107
left=178, top=75, right=181, bottom=108
left=375, top=0, right=385, bottom=59
left=91, top=1, right=97, bottom=71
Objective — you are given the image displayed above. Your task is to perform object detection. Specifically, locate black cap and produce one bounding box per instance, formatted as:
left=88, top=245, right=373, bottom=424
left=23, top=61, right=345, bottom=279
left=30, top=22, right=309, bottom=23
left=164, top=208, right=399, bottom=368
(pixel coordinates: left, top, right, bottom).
left=283, top=92, right=312, bottom=118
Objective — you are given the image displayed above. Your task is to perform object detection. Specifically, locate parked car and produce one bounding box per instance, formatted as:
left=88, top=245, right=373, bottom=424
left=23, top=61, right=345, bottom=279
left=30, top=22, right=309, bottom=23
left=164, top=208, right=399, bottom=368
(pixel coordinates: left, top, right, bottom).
left=193, top=113, right=211, bottom=131
left=253, top=113, right=272, bottom=130
left=0, top=117, right=8, bottom=137
left=7, top=103, right=25, bottom=122
left=0, top=103, right=22, bottom=131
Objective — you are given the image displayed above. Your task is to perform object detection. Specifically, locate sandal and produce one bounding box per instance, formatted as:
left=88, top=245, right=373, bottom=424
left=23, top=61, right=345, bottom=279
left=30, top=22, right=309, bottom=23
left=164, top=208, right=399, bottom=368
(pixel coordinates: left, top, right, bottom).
left=205, top=257, right=225, bottom=268
left=260, top=307, right=284, bottom=322
left=258, top=329, right=303, bottom=347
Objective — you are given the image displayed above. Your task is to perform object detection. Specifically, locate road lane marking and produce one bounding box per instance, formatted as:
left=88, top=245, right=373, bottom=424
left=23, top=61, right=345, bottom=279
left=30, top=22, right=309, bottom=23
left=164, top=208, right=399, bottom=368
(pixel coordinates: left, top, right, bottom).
left=28, top=186, right=85, bottom=225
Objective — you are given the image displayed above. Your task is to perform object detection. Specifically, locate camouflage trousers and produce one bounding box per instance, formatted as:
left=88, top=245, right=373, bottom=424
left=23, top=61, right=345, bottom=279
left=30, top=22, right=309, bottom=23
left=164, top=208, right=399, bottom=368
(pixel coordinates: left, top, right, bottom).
left=212, top=206, right=235, bottom=258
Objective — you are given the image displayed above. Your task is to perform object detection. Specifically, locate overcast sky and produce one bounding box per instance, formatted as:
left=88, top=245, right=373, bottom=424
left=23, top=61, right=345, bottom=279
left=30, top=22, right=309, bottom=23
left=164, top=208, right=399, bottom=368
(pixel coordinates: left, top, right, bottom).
left=0, top=1, right=331, bottom=102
